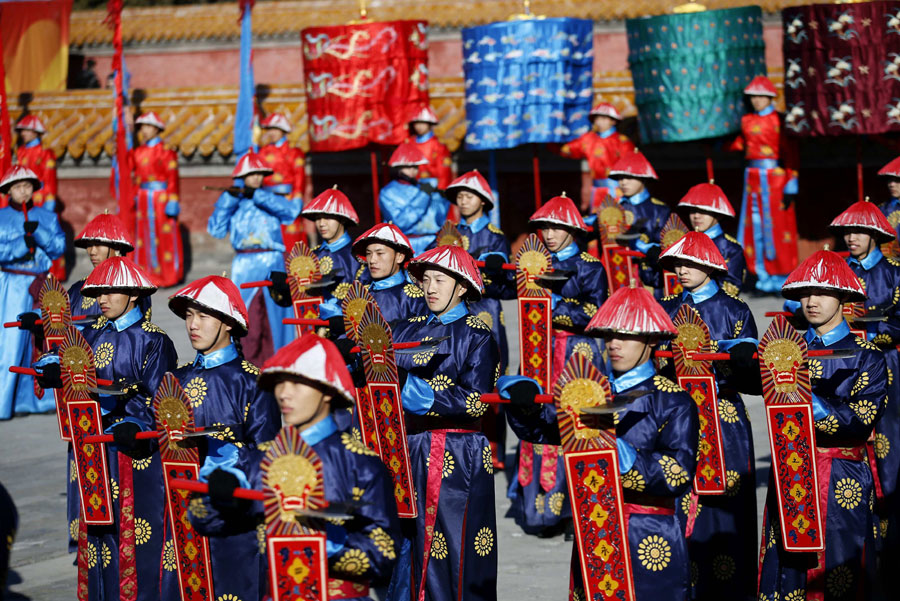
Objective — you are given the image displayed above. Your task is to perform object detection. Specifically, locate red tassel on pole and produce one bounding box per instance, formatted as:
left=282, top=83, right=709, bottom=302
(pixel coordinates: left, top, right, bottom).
left=704, top=143, right=715, bottom=182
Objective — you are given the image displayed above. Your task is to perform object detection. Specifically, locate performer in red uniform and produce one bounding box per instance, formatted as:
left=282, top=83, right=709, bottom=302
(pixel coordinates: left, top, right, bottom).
left=407, top=106, right=453, bottom=189
left=728, top=75, right=799, bottom=293
left=553, top=103, right=635, bottom=211
left=15, top=115, right=64, bottom=280
left=259, top=112, right=308, bottom=248
left=128, top=111, right=184, bottom=287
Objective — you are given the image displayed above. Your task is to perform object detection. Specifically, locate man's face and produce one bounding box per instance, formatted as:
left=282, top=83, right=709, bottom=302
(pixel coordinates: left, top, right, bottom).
left=421, top=269, right=465, bottom=314
left=591, top=115, right=616, bottom=134
left=244, top=173, right=264, bottom=189
left=411, top=122, right=431, bottom=136
left=86, top=245, right=118, bottom=268
left=456, top=190, right=485, bottom=221
left=617, top=177, right=644, bottom=197
left=19, top=129, right=38, bottom=144
left=262, top=127, right=283, bottom=146
left=800, top=293, right=842, bottom=328
left=185, top=307, right=231, bottom=353
left=540, top=227, right=573, bottom=253
left=750, top=95, right=772, bottom=112
left=672, top=260, right=713, bottom=291
left=688, top=211, right=717, bottom=233
left=844, top=230, right=875, bottom=259
left=97, top=292, right=136, bottom=319
left=315, top=217, right=344, bottom=243
left=887, top=179, right=900, bottom=199
left=606, top=335, right=651, bottom=373
left=8, top=181, right=34, bottom=205
left=138, top=124, right=161, bottom=142
left=366, top=243, right=403, bottom=280
left=274, top=379, right=330, bottom=428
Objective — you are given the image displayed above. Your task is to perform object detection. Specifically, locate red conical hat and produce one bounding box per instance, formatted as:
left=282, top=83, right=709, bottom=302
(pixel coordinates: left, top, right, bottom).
left=782, top=249, right=866, bottom=301
left=82, top=257, right=157, bottom=298
left=446, top=170, right=495, bottom=210
left=609, top=149, right=658, bottom=180
left=878, top=156, right=900, bottom=179
left=301, top=185, right=360, bottom=225
left=743, top=75, right=777, bottom=97
left=389, top=143, right=429, bottom=167
left=0, top=165, right=42, bottom=194
left=75, top=213, right=134, bottom=253
left=260, top=113, right=292, bottom=133
left=135, top=111, right=166, bottom=130
left=169, top=275, right=249, bottom=337
left=408, top=245, right=484, bottom=301
left=586, top=281, right=677, bottom=338
left=659, top=231, right=728, bottom=272
left=529, top=193, right=587, bottom=232
left=232, top=152, right=274, bottom=178
left=15, top=115, right=46, bottom=134
left=258, top=333, right=356, bottom=405
left=352, top=223, right=415, bottom=262
left=589, top=103, right=622, bottom=120
left=677, top=182, right=736, bottom=219
left=829, top=199, right=896, bottom=242
left=409, top=106, right=438, bottom=124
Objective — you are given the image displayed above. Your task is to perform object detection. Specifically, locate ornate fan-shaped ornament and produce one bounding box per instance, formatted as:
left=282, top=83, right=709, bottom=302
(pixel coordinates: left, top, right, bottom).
left=285, top=241, right=323, bottom=298
left=515, top=233, right=552, bottom=298
left=553, top=353, right=615, bottom=453
left=261, top=426, right=327, bottom=537
left=341, top=282, right=377, bottom=344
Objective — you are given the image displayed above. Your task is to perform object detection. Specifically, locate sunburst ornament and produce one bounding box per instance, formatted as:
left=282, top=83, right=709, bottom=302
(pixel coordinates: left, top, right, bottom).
left=153, top=373, right=198, bottom=463
left=284, top=241, right=322, bottom=297
left=515, top=233, right=552, bottom=297
left=671, top=305, right=712, bottom=375
left=341, top=282, right=377, bottom=343
left=40, top=276, right=71, bottom=335
left=261, top=427, right=326, bottom=536
left=553, top=353, right=615, bottom=452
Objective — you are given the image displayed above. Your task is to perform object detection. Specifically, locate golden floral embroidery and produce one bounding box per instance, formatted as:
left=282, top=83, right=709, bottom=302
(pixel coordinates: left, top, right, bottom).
left=873, top=333, right=893, bottom=346
left=712, top=554, right=735, bottom=580
left=851, top=373, right=870, bottom=396
left=580, top=252, right=599, bottom=263
left=582, top=303, right=598, bottom=318
left=784, top=590, right=806, bottom=601
left=653, top=376, right=682, bottom=394
left=370, top=527, right=396, bottom=559
left=553, top=315, right=574, bottom=327
left=465, top=315, right=491, bottom=331
left=718, top=399, right=739, bottom=424
left=163, top=540, right=177, bottom=571
left=132, top=456, right=152, bottom=470
left=412, top=336, right=436, bottom=366
left=621, top=469, right=646, bottom=492
left=475, top=311, right=494, bottom=331
left=534, top=493, right=546, bottom=514
left=855, top=338, right=879, bottom=351
left=637, top=535, right=671, bottom=571
left=87, top=541, right=98, bottom=568
left=826, top=565, right=853, bottom=596
left=572, top=342, right=594, bottom=362
left=94, top=342, right=114, bottom=369
left=428, top=374, right=454, bottom=392
left=482, top=446, right=494, bottom=474
left=808, top=359, right=823, bottom=380
left=141, top=321, right=165, bottom=334
left=352, top=487, right=365, bottom=501
left=834, top=478, right=862, bottom=510
left=725, top=470, right=741, bottom=497
left=341, top=432, right=377, bottom=456
left=92, top=316, right=108, bottom=329
left=110, top=479, right=120, bottom=501
left=184, top=377, right=208, bottom=408
left=488, top=223, right=504, bottom=235
left=188, top=497, right=208, bottom=519
left=134, top=517, right=152, bottom=545
left=403, top=283, right=424, bottom=298
left=548, top=492, right=564, bottom=516
left=499, top=310, right=505, bottom=326
left=875, top=433, right=890, bottom=459
left=101, top=542, right=112, bottom=568
left=721, top=282, right=740, bottom=297
left=69, top=519, right=79, bottom=542
left=430, top=531, right=448, bottom=560
left=318, top=256, right=334, bottom=275
left=732, top=320, right=743, bottom=338
left=70, top=459, right=77, bottom=482
left=408, top=315, right=427, bottom=323
left=217, top=595, right=243, bottom=601
left=681, top=499, right=701, bottom=518
left=658, top=456, right=689, bottom=488
left=333, top=282, right=351, bottom=300
left=351, top=427, right=362, bottom=442
left=256, top=523, right=267, bottom=554
left=81, top=295, right=96, bottom=310
left=334, top=548, right=370, bottom=576
left=850, top=399, right=877, bottom=425
left=473, top=527, right=494, bottom=556
left=466, top=392, right=487, bottom=418
left=241, top=360, right=260, bottom=375
left=816, top=414, right=839, bottom=435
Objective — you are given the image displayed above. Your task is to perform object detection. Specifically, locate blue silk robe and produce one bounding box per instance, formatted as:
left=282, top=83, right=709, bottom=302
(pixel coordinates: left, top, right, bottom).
left=879, top=197, right=900, bottom=240
left=386, top=302, right=501, bottom=601
left=508, top=241, right=608, bottom=534
left=378, top=179, right=449, bottom=256
left=505, top=360, right=700, bottom=601
left=356, top=269, right=428, bottom=327
left=208, top=187, right=299, bottom=353
left=190, top=416, right=403, bottom=600
left=702, top=223, right=747, bottom=294
left=660, top=280, right=759, bottom=600
left=159, top=344, right=281, bottom=601
left=619, top=189, right=671, bottom=296
left=314, top=232, right=359, bottom=319
left=845, top=248, right=900, bottom=580
left=0, top=204, right=64, bottom=419
left=758, top=322, right=885, bottom=601
left=75, top=307, right=177, bottom=601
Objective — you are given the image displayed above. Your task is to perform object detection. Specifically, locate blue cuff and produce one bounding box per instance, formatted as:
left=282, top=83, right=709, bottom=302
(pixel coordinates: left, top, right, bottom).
left=325, top=523, right=348, bottom=557
left=716, top=337, right=759, bottom=352
left=551, top=293, right=562, bottom=310
left=401, top=374, right=435, bottom=415
left=198, top=440, right=251, bottom=489
left=783, top=177, right=798, bottom=195
left=33, top=352, right=59, bottom=368
left=319, top=297, right=342, bottom=319
left=497, top=375, right=544, bottom=399
left=634, top=239, right=657, bottom=254
left=616, top=439, right=637, bottom=473
left=164, top=201, right=180, bottom=217
left=811, top=392, right=830, bottom=421
left=783, top=299, right=801, bottom=314
left=42, top=199, right=56, bottom=213
left=583, top=214, right=598, bottom=227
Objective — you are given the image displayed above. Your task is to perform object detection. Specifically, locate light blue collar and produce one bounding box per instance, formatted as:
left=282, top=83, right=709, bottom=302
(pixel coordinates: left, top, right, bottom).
left=609, top=359, right=656, bottom=393
left=372, top=269, right=406, bottom=289
left=597, top=126, right=616, bottom=139
left=25, top=138, right=41, bottom=148
left=620, top=188, right=649, bottom=206
left=551, top=242, right=579, bottom=262
left=703, top=223, right=723, bottom=239
left=804, top=319, right=851, bottom=347
left=427, top=301, right=468, bottom=325
left=301, top=415, right=338, bottom=446
left=194, top=344, right=239, bottom=369
left=459, top=215, right=490, bottom=234
left=145, top=136, right=162, bottom=148
left=323, top=232, right=351, bottom=252
left=682, top=279, right=719, bottom=304
left=111, top=307, right=143, bottom=332
left=756, top=105, right=776, bottom=117
left=848, top=246, right=883, bottom=271
left=415, top=131, right=434, bottom=143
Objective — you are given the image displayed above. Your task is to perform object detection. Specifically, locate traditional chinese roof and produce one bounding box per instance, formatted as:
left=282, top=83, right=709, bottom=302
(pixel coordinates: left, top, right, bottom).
left=69, top=1, right=809, bottom=47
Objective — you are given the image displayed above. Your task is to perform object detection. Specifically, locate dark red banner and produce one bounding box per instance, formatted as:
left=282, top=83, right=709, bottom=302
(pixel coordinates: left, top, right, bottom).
left=782, top=1, right=900, bottom=136
left=301, top=20, right=429, bottom=153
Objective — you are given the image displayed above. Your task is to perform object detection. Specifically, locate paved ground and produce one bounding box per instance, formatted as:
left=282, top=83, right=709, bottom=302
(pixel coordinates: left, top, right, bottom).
left=1, top=240, right=786, bottom=600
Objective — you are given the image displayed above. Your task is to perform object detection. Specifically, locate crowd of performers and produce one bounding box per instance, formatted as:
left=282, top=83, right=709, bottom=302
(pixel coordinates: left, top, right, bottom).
left=1, top=74, right=899, bottom=601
